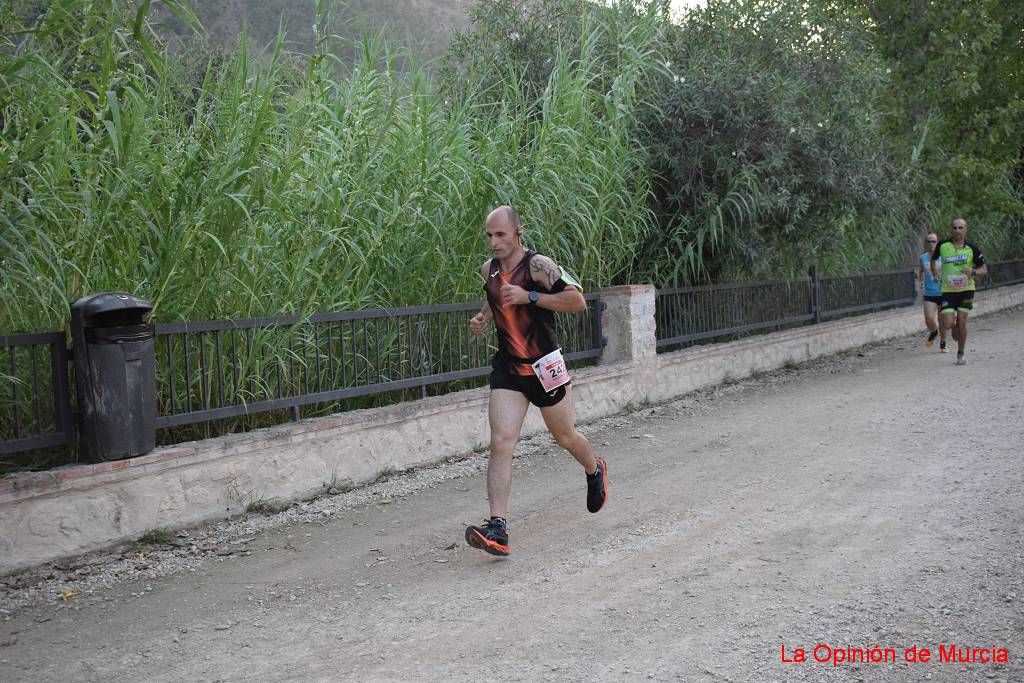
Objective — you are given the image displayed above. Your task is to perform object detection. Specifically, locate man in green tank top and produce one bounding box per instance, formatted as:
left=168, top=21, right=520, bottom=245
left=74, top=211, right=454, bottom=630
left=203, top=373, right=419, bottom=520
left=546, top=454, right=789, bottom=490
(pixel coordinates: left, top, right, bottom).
left=930, top=217, right=988, bottom=365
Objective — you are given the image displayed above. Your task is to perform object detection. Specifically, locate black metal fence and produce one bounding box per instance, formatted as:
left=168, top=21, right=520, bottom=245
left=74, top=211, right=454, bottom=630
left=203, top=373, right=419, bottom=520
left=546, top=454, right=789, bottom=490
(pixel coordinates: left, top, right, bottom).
left=0, top=332, right=73, bottom=455
left=819, top=269, right=917, bottom=320
left=657, top=266, right=917, bottom=351
left=154, top=295, right=604, bottom=429
left=3, top=260, right=1023, bottom=463
left=656, top=278, right=815, bottom=348
left=981, top=258, right=1024, bottom=289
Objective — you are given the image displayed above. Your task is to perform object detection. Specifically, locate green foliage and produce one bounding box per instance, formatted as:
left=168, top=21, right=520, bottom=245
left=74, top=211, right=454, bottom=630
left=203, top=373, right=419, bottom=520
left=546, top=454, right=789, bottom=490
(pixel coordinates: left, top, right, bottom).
left=862, top=0, right=1024, bottom=242
left=636, top=0, right=917, bottom=283
left=443, top=0, right=672, bottom=285
left=2, top=0, right=1021, bottom=338
left=137, top=527, right=173, bottom=545
left=444, top=3, right=664, bottom=284
left=443, top=0, right=593, bottom=104
left=0, top=0, right=650, bottom=334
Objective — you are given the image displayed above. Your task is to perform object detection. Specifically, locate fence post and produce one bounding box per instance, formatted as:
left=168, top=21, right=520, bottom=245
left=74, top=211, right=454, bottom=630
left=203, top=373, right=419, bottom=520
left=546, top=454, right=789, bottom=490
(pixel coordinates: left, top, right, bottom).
left=52, top=336, right=73, bottom=443
left=809, top=263, right=822, bottom=324
left=597, top=285, right=656, bottom=365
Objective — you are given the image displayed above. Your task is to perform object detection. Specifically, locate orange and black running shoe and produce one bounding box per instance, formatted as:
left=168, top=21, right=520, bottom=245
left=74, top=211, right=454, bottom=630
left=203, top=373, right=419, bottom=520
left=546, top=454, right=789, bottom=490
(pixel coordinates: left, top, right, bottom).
left=587, top=457, right=608, bottom=513
left=465, top=519, right=509, bottom=556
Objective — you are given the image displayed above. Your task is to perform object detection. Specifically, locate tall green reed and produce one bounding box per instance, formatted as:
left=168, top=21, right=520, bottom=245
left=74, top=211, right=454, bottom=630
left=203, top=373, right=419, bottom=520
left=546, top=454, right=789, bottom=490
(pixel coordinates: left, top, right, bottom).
left=1, top=1, right=651, bottom=336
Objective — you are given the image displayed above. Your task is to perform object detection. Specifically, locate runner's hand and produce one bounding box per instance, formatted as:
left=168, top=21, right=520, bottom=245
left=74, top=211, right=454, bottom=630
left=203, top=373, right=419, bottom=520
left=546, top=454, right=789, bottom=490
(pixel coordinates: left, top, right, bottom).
left=500, top=283, right=526, bottom=307
left=469, top=313, right=489, bottom=336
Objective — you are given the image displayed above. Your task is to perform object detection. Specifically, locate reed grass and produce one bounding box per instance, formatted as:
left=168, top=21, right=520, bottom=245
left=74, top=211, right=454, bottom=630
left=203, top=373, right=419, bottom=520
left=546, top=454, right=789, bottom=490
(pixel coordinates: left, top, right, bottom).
left=1, top=0, right=649, bottom=337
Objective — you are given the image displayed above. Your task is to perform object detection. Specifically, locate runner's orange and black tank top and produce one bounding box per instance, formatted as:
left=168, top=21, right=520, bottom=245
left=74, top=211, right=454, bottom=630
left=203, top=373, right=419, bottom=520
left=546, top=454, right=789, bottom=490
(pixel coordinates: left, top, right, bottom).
left=484, top=251, right=564, bottom=376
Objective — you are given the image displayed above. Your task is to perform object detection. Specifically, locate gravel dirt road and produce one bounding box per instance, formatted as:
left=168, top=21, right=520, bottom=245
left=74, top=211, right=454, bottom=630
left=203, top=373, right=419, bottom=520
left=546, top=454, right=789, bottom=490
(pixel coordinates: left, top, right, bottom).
left=2, top=308, right=1022, bottom=682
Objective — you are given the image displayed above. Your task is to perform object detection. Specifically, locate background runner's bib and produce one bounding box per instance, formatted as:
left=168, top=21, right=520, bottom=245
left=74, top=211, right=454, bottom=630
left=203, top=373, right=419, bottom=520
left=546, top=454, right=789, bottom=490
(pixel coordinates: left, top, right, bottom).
left=531, top=348, right=570, bottom=392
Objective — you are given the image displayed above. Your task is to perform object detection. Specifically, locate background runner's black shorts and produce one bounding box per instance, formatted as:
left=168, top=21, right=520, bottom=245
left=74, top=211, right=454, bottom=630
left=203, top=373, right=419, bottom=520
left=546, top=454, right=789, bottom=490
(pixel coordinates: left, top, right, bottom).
left=490, top=359, right=568, bottom=408
left=940, top=291, right=974, bottom=312
left=923, top=295, right=943, bottom=305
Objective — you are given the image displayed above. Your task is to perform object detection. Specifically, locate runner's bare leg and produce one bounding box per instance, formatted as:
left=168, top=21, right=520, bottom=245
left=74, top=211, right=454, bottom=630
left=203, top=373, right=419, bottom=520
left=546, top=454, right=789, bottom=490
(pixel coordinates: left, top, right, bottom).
left=923, top=301, right=938, bottom=334
left=540, top=386, right=599, bottom=475
left=956, top=311, right=970, bottom=352
left=487, top=388, right=530, bottom=519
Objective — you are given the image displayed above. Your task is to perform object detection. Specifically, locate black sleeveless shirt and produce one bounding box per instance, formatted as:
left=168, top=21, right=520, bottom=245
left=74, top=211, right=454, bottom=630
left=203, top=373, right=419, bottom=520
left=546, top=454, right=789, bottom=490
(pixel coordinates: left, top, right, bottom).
left=484, top=251, right=565, bottom=376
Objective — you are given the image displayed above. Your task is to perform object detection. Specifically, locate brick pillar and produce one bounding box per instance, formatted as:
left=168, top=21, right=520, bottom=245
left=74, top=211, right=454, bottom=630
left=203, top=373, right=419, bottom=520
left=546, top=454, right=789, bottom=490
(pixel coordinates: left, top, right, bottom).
left=598, top=285, right=656, bottom=365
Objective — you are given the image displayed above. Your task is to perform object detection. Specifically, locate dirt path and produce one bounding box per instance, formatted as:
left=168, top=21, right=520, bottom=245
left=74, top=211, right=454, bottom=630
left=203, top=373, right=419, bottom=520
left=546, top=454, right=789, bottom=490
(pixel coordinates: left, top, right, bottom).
left=2, top=309, right=1022, bottom=682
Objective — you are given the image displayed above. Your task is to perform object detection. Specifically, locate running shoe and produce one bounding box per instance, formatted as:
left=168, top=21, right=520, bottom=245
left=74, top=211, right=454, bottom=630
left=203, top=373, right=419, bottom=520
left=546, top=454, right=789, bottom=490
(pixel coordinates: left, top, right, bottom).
left=925, top=330, right=938, bottom=347
left=939, top=341, right=948, bottom=353
left=956, top=354, right=968, bottom=366
left=465, top=519, right=509, bottom=556
left=587, top=457, right=608, bottom=513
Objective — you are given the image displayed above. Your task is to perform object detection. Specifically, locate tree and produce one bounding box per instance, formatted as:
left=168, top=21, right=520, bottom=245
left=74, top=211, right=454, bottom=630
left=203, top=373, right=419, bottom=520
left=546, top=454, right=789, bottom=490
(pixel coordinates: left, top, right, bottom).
left=862, top=0, right=1024, bottom=235
left=636, top=0, right=915, bottom=282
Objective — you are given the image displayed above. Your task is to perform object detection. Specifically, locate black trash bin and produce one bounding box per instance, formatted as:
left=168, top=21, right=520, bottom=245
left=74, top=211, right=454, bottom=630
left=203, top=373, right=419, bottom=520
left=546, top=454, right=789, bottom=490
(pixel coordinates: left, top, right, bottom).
left=70, top=293, right=156, bottom=462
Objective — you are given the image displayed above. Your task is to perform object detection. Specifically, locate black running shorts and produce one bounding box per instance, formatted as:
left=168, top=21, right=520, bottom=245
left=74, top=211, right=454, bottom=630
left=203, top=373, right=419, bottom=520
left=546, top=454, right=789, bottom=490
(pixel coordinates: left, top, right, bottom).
left=940, top=291, right=974, bottom=313
left=490, top=358, right=568, bottom=408
left=923, top=295, right=943, bottom=305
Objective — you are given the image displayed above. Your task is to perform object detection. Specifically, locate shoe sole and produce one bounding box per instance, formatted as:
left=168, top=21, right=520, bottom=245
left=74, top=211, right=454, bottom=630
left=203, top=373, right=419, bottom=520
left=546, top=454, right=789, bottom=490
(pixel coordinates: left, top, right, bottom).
left=925, top=340, right=934, bottom=347
left=589, top=457, right=608, bottom=513
left=465, top=527, right=509, bottom=556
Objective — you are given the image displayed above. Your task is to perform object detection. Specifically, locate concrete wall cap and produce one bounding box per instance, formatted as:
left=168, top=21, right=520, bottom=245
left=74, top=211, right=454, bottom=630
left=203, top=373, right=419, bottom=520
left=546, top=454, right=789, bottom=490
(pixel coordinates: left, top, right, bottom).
left=597, top=284, right=656, bottom=295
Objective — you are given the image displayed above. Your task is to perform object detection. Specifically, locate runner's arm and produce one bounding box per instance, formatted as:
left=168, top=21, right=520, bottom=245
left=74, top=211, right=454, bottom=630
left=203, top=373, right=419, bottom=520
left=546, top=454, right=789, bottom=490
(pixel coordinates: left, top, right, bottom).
left=930, top=244, right=943, bottom=281
left=477, top=260, right=493, bottom=320
left=519, top=254, right=586, bottom=312
left=967, top=244, right=987, bottom=278
left=469, top=261, right=493, bottom=336
left=524, top=287, right=586, bottom=313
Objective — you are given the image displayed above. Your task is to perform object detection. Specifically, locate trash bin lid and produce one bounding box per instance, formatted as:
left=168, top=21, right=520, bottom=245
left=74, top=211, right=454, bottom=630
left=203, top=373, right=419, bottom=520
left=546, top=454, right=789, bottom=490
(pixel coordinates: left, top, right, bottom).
left=71, top=292, right=153, bottom=323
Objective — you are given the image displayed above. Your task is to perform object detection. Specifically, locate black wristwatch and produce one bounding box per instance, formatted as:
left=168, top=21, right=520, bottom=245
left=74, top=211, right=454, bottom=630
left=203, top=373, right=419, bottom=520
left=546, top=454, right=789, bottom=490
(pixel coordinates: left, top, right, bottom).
left=528, top=290, right=540, bottom=305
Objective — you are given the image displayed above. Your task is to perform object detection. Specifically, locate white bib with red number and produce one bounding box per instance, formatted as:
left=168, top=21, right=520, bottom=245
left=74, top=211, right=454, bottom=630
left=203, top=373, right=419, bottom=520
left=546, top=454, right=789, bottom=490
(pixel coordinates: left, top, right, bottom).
left=532, top=348, right=571, bottom=392
left=947, top=274, right=968, bottom=289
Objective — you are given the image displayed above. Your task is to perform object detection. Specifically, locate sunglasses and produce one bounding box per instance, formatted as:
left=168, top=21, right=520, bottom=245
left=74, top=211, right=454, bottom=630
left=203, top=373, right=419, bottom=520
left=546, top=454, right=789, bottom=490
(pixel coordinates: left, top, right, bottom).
left=952, top=225, right=966, bottom=230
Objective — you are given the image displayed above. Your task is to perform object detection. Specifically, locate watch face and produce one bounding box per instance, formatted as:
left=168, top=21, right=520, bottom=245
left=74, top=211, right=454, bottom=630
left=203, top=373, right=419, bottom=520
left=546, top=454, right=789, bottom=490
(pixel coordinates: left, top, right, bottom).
left=529, top=290, right=539, bottom=303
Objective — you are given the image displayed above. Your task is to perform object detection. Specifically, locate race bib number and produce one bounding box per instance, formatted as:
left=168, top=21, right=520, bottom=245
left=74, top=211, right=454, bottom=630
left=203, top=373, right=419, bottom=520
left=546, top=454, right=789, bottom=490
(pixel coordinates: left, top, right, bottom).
left=532, top=348, right=571, bottom=392
left=947, top=274, right=969, bottom=289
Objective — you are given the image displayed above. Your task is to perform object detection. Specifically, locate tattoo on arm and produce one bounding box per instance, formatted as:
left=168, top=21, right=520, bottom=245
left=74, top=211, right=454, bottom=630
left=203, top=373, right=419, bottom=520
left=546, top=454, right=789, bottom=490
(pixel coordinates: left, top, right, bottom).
left=530, top=255, right=561, bottom=289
